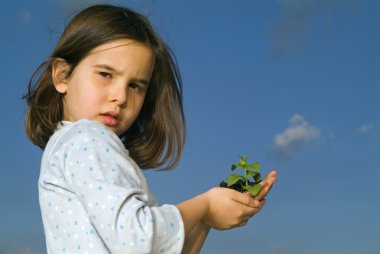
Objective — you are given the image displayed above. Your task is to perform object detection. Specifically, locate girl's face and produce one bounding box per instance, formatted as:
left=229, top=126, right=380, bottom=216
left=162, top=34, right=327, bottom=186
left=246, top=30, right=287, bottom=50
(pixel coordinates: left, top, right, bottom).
left=53, top=39, right=155, bottom=136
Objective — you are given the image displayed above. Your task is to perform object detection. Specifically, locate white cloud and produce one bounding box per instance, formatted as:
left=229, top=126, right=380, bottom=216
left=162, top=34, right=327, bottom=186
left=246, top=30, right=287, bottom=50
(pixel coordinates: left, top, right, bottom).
left=274, top=113, right=320, bottom=156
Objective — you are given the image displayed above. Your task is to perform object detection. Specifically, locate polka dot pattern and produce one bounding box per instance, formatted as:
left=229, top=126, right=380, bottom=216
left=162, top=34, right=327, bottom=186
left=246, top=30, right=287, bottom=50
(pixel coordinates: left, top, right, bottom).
left=39, top=120, right=184, bottom=253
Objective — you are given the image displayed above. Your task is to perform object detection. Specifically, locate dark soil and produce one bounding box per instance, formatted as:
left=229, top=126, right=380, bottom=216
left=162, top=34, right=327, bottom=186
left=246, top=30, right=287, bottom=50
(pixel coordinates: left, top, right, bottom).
left=219, top=180, right=260, bottom=194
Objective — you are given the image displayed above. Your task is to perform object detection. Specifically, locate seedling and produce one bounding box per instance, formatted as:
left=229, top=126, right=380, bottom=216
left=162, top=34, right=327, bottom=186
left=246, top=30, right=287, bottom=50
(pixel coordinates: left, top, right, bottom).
left=220, top=155, right=263, bottom=196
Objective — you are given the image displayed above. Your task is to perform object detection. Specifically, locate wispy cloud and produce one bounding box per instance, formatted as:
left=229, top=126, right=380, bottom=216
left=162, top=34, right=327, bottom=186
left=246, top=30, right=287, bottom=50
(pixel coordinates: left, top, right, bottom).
left=269, top=0, right=331, bottom=59
left=19, top=10, right=31, bottom=24
left=274, top=113, right=320, bottom=156
left=0, top=242, right=41, bottom=254
left=270, top=243, right=289, bottom=253
left=269, top=0, right=360, bottom=59
left=57, top=0, right=106, bottom=16
left=357, top=121, right=380, bottom=134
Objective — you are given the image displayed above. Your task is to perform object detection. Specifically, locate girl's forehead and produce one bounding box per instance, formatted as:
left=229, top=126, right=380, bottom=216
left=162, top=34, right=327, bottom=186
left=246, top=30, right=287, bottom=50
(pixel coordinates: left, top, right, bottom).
left=89, top=39, right=140, bottom=55
left=85, top=38, right=155, bottom=70
left=80, top=38, right=155, bottom=76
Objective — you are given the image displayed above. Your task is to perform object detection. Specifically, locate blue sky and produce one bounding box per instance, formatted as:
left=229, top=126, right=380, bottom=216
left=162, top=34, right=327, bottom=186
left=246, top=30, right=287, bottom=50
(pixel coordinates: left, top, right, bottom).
left=1, top=0, right=379, bottom=253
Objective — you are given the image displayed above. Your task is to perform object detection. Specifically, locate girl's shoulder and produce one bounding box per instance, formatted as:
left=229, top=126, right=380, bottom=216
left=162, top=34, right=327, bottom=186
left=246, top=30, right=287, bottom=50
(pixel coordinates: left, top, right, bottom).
left=46, top=119, right=125, bottom=152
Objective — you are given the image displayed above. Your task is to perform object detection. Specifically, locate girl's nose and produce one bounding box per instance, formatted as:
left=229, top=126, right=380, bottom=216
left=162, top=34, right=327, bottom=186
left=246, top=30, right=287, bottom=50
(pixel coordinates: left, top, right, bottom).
left=110, top=83, right=128, bottom=106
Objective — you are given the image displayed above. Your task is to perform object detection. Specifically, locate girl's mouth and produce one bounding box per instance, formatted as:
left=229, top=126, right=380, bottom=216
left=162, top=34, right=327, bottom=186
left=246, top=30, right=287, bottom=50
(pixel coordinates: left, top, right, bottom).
left=101, top=112, right=119, bottom=126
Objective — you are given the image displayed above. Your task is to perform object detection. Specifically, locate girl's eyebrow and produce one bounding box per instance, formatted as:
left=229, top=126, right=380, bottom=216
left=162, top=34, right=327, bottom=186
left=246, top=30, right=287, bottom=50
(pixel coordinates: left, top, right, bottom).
left=131, top=78, right=149, bottom=87
left=93, top=64, right=149, bottom=86
left=93, top=64, right=122, bottom=75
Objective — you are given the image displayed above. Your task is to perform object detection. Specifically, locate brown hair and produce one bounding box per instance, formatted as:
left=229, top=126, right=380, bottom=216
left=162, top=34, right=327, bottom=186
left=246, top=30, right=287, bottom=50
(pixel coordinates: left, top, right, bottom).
left=23, top=4, right=186, bottom=170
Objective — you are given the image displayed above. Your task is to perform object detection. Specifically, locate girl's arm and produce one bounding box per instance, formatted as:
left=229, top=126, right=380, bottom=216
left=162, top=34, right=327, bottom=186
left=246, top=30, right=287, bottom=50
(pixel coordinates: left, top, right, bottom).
left=181, top=222, right=210, bottom=254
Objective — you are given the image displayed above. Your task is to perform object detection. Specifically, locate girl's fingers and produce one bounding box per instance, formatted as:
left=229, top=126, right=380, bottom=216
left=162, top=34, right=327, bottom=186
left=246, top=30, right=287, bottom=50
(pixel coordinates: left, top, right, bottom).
left=241, top=199, right=266, bottom=221
left=255, top=171, right=277, bottom=200
left=237, top=219, right=249, bottom=227
left=250, top=199, right=266, bottom=216
left=230, top=190, right=261, bottom=208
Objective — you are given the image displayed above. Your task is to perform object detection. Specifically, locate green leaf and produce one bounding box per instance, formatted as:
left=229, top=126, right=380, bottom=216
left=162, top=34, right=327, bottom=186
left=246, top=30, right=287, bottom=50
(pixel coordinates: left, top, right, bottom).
left=231, top=164, right=237, bottom=171
left=239, top=156, right=248, bottom=166
left=227, top=174, right=243, bottom=187
left=246, top=171, right=259, bottom=179
left=252, top=183, right=263, bottom=196
left=243, top=184, right=263, bottom=196
left=247, top=162, right=260, bottom=171
left=242, top=185, right=255, bottom=196
left=239, top=155, right=245, bottom=161
left=253, top=173, right=261, bottom=182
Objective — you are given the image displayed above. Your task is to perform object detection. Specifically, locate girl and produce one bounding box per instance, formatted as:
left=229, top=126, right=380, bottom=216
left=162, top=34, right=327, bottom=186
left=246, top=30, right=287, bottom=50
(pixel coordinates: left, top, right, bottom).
left=24, top=4, right=277, bottom=254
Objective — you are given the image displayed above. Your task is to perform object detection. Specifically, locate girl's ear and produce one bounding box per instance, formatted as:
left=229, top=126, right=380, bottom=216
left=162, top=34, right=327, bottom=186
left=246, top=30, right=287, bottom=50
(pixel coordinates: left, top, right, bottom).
left=52, top=58, right=71, bottom=93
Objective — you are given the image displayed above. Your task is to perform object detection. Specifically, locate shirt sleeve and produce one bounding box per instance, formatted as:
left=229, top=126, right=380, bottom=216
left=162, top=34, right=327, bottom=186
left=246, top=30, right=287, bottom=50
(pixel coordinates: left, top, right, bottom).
left=50, top=120, right=184, bottom=253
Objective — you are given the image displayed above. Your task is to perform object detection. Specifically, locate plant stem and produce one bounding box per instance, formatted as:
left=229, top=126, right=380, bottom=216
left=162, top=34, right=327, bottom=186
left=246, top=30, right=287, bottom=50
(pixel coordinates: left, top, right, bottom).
left=244, top=168, right=248, bottom=186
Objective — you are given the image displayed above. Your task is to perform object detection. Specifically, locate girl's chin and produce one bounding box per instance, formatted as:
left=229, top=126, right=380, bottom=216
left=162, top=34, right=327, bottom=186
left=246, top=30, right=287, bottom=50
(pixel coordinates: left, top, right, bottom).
left=104, top=124, right=129, bottom=137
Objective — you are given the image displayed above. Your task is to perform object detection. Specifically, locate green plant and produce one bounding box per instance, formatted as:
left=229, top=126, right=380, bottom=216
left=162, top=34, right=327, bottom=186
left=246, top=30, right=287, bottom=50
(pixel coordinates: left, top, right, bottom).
left=226, top=155, right=263, bottom=196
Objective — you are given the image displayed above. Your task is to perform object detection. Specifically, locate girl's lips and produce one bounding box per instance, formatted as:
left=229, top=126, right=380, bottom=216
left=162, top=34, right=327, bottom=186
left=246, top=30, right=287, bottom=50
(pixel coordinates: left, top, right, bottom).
left=101, top=113, right=119, bottom=126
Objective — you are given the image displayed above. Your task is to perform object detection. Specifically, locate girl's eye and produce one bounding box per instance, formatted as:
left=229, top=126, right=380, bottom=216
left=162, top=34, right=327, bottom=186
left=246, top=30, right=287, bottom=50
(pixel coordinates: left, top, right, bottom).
left=99, top=72, right=112, bottom=79
left=129, top=83, right=139, bottom=90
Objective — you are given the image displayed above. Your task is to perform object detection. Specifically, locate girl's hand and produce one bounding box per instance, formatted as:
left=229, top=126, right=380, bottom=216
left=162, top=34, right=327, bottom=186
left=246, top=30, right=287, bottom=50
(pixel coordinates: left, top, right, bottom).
left=202, top=187, right=264, bottom=230
left=176, top=171, right=277, bottom=234
left=203, top=170, right=277, bottom=230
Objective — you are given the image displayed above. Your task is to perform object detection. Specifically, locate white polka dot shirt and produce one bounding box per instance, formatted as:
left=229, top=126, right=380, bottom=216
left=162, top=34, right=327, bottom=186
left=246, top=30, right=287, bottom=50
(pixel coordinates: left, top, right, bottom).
left=39, top=119, right=184, bottom=253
